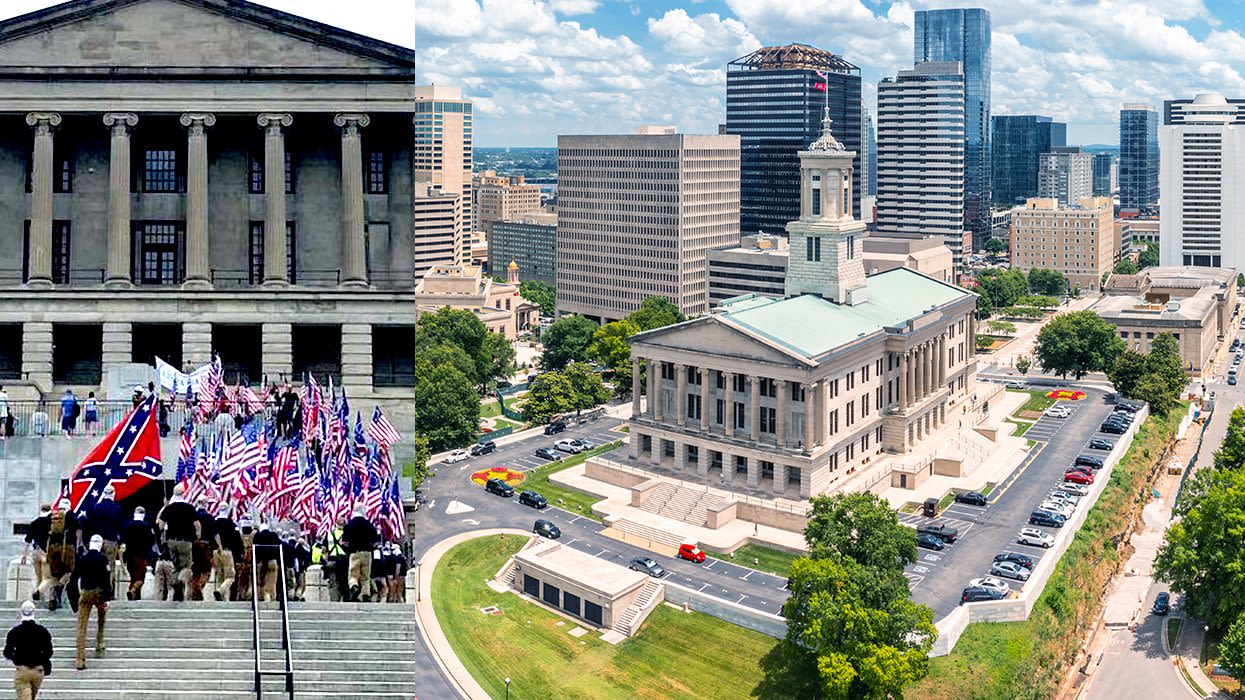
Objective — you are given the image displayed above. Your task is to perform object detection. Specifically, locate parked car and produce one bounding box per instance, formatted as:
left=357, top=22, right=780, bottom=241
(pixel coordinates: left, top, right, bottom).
left=535, top=447, right=560, bottom=461
left=1064, top=470, right=1094, bottom=485
left=568, top=438, right=594, bottom=451
left=544, top=421, right=567, bottom=435
left=677, top=543, right=707, bottom=563
left=990, top=561, right=1032, bottom=581
left=1046, top=491, right=1080, bottom=506
left=1029, top=510, right=1066, bottom=528
left=916, top=523, right=960, bottom=544
left=485, top=478, right=514, bottom=497
left=1088, top=438, right=1115, bottom=451
left=470, top=441, right=496, bottom=457
left=1074, top=455, right=1104, bottom=469
left=519, top=491, right=547, bottom=509
left=1232, top=375, right=1239, bottom=386
left=1152, top=591, right=1172, bottom=615
left=1065, top=465, right=1093, bottom=477
left=554, top=439, right=582, bottom=454
left=443, top=449, right=470, bottom=464
left=1045, top=405, right=1072, bottom=418
left=961, top=586, right=1007, bottom=605
left=533, top=519, right=561, bottom=539
left=916, top=533, right=946, bottom=551
left=993, top=552, right=1036, bottom=570
left=1037, top=501, right=1074, bottom=519
left=1017, top=527, right=1056, bottom=548
left=1100, top=422, right=1127, bottom=435
left=629, top=557, right=665, bottom=578
left=955, top=491, right=988, bottom=507
left=969, top=576, right=1011, bottom=593
left=1055, top=482, right=1090, bottom=497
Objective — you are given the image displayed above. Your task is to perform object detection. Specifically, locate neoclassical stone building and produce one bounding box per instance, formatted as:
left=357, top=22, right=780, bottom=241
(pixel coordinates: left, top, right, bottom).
left=0, top=0, right=431, bottom=431
left=626, top=117, right=979, bottom=498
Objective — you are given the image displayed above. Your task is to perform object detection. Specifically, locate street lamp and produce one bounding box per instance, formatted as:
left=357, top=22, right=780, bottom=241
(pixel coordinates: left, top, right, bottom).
left=505, top=677, right=511, bottom=700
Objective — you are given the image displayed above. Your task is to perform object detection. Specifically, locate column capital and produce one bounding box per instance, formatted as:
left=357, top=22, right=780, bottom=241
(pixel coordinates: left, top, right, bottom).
left=698, top=367, right=709, bottom=377
left=179, top=113, right=216, bottom=131
left=102, top=112, right=137, bottom=129
left=26, top=112, right=61, bottom=129
left=257, top=112, right=293, bottom=129
left=334, top=113, right=371, bottom=130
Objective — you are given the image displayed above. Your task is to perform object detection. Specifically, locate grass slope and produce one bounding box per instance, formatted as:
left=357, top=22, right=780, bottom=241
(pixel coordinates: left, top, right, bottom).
left=519, top=441, right=624, bottom=522
left=706, top=543, right=801, bottom=579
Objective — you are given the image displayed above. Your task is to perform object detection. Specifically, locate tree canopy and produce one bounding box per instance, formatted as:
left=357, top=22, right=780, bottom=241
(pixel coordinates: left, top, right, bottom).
left=413, top=349, right=480, bottom=452
left=540, top=315, right=599, bottom=371
left=1027, top=268, right=1069, bottom=296
left=1107, top=332, right=1187, bottom=416
left=628, top=296, right=686, bottom=331
left=1113, top=259, right=1139, bottom=275
left=975, top=267, right=1028, bottom=308
left=522, top=361, right=611, bottom=423
left=1138, top=243, right=1160, bottom=269
left=1214, top=408, right=1245, bottom=471
left=984, top=238, right=1007, bottom=254
left=1033, top=310, right=1125, bottom=379
left=415, top=307, right=513, bottom=389
left=519, top=280, right=556, bottom=316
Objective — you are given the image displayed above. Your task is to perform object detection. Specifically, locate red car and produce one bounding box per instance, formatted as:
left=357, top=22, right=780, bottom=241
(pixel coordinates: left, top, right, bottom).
left=1064, top=471, right=1094, bottom=485
left=678, top=543, right=706, bottom=563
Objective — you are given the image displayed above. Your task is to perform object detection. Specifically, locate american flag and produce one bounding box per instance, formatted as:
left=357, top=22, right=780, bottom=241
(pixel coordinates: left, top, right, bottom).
left=368, top=405, right=402, bottom=448
left=175, top=422, right=195, bottom=484
left=379, top=479, right=406, bottom=542
left=350, top=413, right=368, bottom=481
left=290, top=449, right=318, bottom=526
left=237, top=383, right=265, bottom=414
left=301, top=374, right=323, bottom=444
left=196, top=354, right=223, bottom=420
left=364, top=472, right=383, bottom=520
left=262, top=439, right=301, bottom=519
left=67, top=395, right=163, bottom=512
left=218, top=424, right=262, bottom=501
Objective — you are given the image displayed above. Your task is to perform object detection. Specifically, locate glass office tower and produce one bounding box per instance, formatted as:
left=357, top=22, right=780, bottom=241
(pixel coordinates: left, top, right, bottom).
left=1119, top=104, right=1159, bottom=211
left=991, top=115, right=1066, bottom=206
left=1092, top=152, right=1115, bottom=197
left=726, top=44, right=862, bottom=234
left=914, top=8, right=991, bottom=249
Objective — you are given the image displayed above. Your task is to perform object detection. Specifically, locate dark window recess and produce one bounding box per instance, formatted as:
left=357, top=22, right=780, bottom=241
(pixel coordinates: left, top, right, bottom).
left=523, top=574, right=540, bottom=597
left=248, top=221, right=297, bottom=284
left=141, top=147, right=183, bottom=193
left=0, top=323, right=21, bottom=380
left=583, top=600, right=603, bottom=626
left=372, top=325, right=415, bottom=388
left=212, top=324, right=262, bottom=385
left=541, top=582, right=560, bottom=607
left=131, top=222, right=184, bottom=285
left=249, top=151, right=294, bottom=194
left=366, top=150, right=388, bottom=194
left=22, top=221, right=71, bottom=284
left=292, top=325, right=342, bottom=385
left=131, top=323, right=183, bottom=368
left=52, top=323, right=102, bottom=384
left=24, top=144, right=73, bottom=193
left=562, top=591, right=581, bottom=617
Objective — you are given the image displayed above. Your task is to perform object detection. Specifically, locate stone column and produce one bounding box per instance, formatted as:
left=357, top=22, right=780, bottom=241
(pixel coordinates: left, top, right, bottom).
left=817, top=380, right=830, bottom=443
left=675, top=363, right=687, bottom=428
left=101, top=323, right=132, bottom=379
left=22, top=322, right=52, bottom=393
left=631, top=356, right=642, bottom=415
left=772, top=463, right=787, bottom=494
left=749, top=376, right=761, bottom=441
left=258, top=113, right=293, bottom=287
left=25, top=113, right=60, bottom=289
left=804, top=381, right=816, bottom=451
left=898, top=352, right=908, bottom=409
left=341, top=324, right=373, bottom=394
left=182, top=323, right=213, bottom=368
left=180, top=113, right=215, bottom=289
left=775, top=380, right=787, bottom=447
left=723, top=372, right=735, bottom=435
left=650, top=360, right=662, bottom=422
left=261, top=323, right=293, bottom=385
left=818, top=169, right=832, bottom=220
left=745, top=456, right=759, bottom=488
left=335, top=113, right=370, bottom=287
left=915, top=347, right=925, bottom=402
left=103, top=113, right=138, bottom=288
left=699, top=368, right=711, bottom=432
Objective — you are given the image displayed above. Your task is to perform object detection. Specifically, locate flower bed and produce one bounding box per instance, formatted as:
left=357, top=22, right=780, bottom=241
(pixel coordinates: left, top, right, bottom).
left=1045, top=389, right=1086, bottom=401
left=470, top=466, right=525, bottom=487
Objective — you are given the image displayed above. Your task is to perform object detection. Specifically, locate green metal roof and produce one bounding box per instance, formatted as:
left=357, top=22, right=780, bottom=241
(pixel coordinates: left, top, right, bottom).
left=720, top=269, right=971, bottom=358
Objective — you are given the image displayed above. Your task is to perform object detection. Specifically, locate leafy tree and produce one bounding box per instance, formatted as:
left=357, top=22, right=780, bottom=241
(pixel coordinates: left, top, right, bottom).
left=985, top=319, right=1016, bottom=336
left=1138, top=243, right=1160, bottom=269
left=804, top=492, right=918, bottom=576
left=415, top=307, right=512, bottom=389
left=402, top=435, right=433, bottom=490
left=984, top=238, right=1007, bottom=255
left=413, top=348, right=480, bottom=452
left=1113, top=259, right=1139, bottom=275
left=1108, top=333, right=1187, bottom=415
left=483, top=331, right=516, bottom=388
left=627, top=296, right=686, bottom=331
left=1033, top=310, right=1126, bottom=379
left=519, top=280, right=556, bottom=316
left=1134, top=372, right=1180, bottom=416
left=976, top=335, right=995, bottom=350
left=1107, top=350, right=1148, bottom=398
left=521, top=370, right=579, bottom=424
left=562, top=361, right=611, bottom=409
left=1015, top=356, right=1031, bottom=375
left=975, top=294, right=992, bottom=320
left=997, top=306, right=1045, bottom=319
left=1239, top=273, right=1245, bottom=289
left=1149, top=332, right=1188, bottom=394
left=417, top=343, right=476, bottom=385
left=1219, top=614, right=1245, bottom=687
left=587, top=319, right=640, bottom=371
left=1213, top=408, right=1245, bottom=471
left=1027, top=268, right=1069, bottom=296
left=539, top=315, right=598, bottom=371
left=976, top=267, right=1028, bottom=308
left=1155, top=466, right=1245, bottom=631
left=1016, top=295, right=1059, bottom=309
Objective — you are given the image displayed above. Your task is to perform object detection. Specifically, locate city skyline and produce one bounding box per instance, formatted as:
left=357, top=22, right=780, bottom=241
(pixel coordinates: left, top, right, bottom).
left=415, top=0, right=1245, bottom=147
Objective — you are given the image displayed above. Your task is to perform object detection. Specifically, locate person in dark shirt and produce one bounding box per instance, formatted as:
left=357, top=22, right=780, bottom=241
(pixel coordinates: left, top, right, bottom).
left=83, top=485, right=124, bottom=591
left=293, top=536, right=312, bottom=602
left=4, top=601, right=52, bottom=696
left=212, top=506, right=241, bottom=602
left=73, top=536, right=111, bottom=670
left=252, top=524, right=282, bottom=602
left=120, top=508, right=155, bottom=601
left=22, top=505, right=53, bottom=602
left=156, top=485, right=200, bottom=602
left=342, top=508, right=379, bottom=602
left=280, top=528, right=298, bottom=602
left=46, top=499, right=81, bottom=612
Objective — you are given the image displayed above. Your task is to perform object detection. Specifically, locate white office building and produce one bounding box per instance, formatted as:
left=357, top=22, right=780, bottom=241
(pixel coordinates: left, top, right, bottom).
left=1159, top=93, right=1244, bottom=268
left=1037, top=148, right=1093, bottom=207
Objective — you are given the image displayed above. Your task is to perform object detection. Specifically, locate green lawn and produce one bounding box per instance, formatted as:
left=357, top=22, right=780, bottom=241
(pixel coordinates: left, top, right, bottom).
left=432, top=535, right=798, bottom=700
left=1006, top=419, right=1034, bottom=437
left=706, top=543, right=801, bottom=579
left=519, top=441, right=624, bottom=522
left=480, top=400, right=503, bottom=419
left=1167, top=618, right=1182, bottom=653
left=1007, top=388, right=1055, bottom=414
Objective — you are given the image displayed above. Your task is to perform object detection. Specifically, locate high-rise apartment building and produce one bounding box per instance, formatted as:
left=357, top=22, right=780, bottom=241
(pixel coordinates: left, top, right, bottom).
left=1159, top=94, right=1243, bottom=268
left=414, top=85, right=473, bottom=265
left=1037, top=148, right=1093, bottom=206
left=1119, top=104, right=1159, bottom=212
left=914, top=8, right=991, bottom=248
left=1165, top=97, right=1245, bottom=124
left=991, top=115, right=1065, bottom=205
left=1092, top=152, right=1116, bottom=196
left=726, top=44, right=862, bottom=233
left=1010, top=196, right=1115, bottom=292
left=556, top=128, right=740, bottom=322
left=472, top=170, right=542, bottom=233
left=876, top=61, right=969, bottom=272
left=863, top=108, right=876, bottom=198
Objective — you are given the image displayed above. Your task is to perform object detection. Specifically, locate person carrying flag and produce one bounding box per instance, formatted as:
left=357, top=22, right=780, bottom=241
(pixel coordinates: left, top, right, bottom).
left=120, top=507, right=155, bottom=601
left=73, top=535, right=110, bottom=670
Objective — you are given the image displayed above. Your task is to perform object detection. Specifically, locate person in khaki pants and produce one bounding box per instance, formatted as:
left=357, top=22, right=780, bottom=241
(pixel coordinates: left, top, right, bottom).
left=342, top=508, right=379, bottom=602
left=20, top=506, right=53, bottom=603
left=73, top=536, right=111, bottom=670
left=252, top=524, right=282, bottom=601
left=3, top=601, right=52, bottom=700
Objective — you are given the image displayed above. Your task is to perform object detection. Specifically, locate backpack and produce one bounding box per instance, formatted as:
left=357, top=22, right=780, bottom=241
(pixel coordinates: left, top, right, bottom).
left=70, top=399, right=80, bottom=420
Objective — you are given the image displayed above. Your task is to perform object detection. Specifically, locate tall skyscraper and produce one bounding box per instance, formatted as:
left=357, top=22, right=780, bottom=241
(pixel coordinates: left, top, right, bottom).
left=1037, top=148, right=1093, bottom=206
left=415, top=85, right=473, bottom=265
left=914, top=8, right=991, bottom=249
left=726, top=44, right=862, bottom=233
left=556, top=127, right=740, bottom=322
left=1119, top=103, right=1159, bottom=212
left=1091, top=152, right=1116, bottom=196
left=1160, top=94, right=1243, bottom=268
left=876, top=62, right=968, bottom=272
left=991, top=115, right=1065, bottom=206
left=864, top=108, right=877, bottom=198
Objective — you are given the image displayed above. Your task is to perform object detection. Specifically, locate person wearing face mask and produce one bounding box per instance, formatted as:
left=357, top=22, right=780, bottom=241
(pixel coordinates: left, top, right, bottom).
left=73, top=535, right=111, bottom=671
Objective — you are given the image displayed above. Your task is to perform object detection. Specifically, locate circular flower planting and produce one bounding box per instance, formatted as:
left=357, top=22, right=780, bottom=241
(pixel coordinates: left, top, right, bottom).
left=471, top=466, right=525, bottom=487
left=1046, top=389, right=1087, bottom=401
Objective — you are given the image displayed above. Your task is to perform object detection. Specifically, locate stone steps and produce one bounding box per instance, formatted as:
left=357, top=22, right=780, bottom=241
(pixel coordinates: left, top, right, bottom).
left=610, top=519, right=686, bottom=548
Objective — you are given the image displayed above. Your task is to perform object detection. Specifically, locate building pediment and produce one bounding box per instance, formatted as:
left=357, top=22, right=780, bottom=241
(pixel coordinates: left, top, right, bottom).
left=630, top=316, right=814, bottom=367
left=0, top=0, right=414, bottom=74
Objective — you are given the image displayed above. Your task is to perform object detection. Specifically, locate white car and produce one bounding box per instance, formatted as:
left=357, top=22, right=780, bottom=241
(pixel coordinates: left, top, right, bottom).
left=1045, top=406, right=1071, bottom=418
left=554, top=439, right=582, bottom=454
left=1017, top=527, right=1055, bottom=548
left=1046, top=491, right=1080, bottom=507
left=442, top=449, right=470, bottom=464
left=1038, top=501, right=1074, bottom=518
left=1055, top=482, right=1089, bottom=497
left=969, top=576, right=1011, bottom=593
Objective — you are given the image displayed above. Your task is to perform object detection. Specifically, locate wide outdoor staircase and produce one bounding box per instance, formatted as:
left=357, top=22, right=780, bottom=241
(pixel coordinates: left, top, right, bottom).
left=610, top=579, right=664, bottom=637
left=937, top=429, right=997, bottom=477
left=611, top=518, right=687, bottom=549
left=636, top=482, right=727, bottom=527
left=12, top=601, right=418, bottom=699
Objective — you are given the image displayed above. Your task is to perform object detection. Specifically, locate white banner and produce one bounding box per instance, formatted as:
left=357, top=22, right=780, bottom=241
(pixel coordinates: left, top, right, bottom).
left=156, top=357, right=215, bottom=394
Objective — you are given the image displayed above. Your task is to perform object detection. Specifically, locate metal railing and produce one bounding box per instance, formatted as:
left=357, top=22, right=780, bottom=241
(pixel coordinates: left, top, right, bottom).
left=251, top=542, right=295, bottom=700
left=0, top=399, right=282, bottom=440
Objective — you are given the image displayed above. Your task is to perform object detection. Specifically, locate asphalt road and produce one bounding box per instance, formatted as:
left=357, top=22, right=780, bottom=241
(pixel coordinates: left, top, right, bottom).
left=1084, top=584, right=1195, bottom=700
left=905, top=388, right=1117, bottom=617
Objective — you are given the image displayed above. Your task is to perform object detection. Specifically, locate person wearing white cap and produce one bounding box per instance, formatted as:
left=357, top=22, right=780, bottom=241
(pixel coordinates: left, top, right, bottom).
left=4, top=600, right=52, bottom=698
left=120, top=507, right=155, bottom=601
left=73, top=535, right=110, bottom=670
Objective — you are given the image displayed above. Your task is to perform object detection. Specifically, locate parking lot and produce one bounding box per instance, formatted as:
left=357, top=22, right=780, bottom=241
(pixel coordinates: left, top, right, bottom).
left=904, top=390, right=1121, bottom=617
left=441, top=420, right=626, bottom=477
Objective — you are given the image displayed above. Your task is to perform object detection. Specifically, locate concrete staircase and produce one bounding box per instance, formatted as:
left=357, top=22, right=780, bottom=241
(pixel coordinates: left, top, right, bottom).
left=8, top=601, right=418, bottom=699
left=610, top=579, right=663, bottom=637
left=635, top=483, right=725, bottom=527
left=611, top=518, right=687, bottom=549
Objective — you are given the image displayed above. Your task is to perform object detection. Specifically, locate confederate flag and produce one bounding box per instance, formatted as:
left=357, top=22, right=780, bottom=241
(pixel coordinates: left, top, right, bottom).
left=68, top=394, right=163, bottom=512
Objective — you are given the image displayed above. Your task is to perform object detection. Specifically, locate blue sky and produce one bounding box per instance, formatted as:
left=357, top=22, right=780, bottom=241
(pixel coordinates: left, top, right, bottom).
left=415, top=0, right=1245, bottom=147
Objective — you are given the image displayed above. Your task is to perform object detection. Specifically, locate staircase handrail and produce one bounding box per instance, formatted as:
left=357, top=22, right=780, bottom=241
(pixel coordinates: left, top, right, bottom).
left=251, top=542, right=296, bottom=700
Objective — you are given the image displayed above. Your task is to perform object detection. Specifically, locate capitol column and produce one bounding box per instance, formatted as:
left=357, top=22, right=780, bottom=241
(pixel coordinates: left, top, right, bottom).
left=103, top=113, right=138, bottom=288
left=335, top=113, right=370, bottom=287
left=723, top=372, right=735, bottom=435
left=181, top=113, right=215, bottom=289
left=749, top=376, right=761, bottom=441
left=803, top=381, right=817, bottom=451
left=631, top=356, right=642, bottom=415
left=699, top=368, right=711, bottom=432
left=25, top=113, right=60, bottom=288
left=259, top=113, right=293, bottom=286
left=775, top=380, right=787, bottom=447
left=675, top=363, right=687, bottom=428
left=898, top=352, right=908, bottom=410
left=915, top=346, right=925, bottom=402
left=649, top=360, right=662, bottom=422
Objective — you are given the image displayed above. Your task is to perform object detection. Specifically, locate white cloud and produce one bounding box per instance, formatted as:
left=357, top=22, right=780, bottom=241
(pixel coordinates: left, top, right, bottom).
left=647, top=9, right=759, bottom=58
left=548, top=0, right=599, bottom=15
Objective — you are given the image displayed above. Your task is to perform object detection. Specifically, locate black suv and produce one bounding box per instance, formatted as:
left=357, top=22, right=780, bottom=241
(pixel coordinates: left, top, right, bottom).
left=519, top=491, right=547, bottom=509
left=1099, top=422, right=1127, bottom=435
left=470, top=441, right=496, bottom=457
left=917, top=523, right=959, bottom=544
left=533, top=519, right=561, bottom=539
left=955, top=491, right=988, bottom=507
left=1029, top=510, right=1065, bottom=528
left=1074, top=455, right=1104, bottom=469
left=960, top=586, right=1006, bottom=604
left=485, top=478, right=514, bottom=497
left=544, top=421, right=567, bottom=435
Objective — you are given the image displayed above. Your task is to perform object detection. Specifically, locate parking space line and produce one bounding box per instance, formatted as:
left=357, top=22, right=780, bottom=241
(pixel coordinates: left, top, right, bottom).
left=739, top=571, right=753, bottom=581
left=595, top=549, right=609, bottom=558
left=737, top=595, right=748, bottom=604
